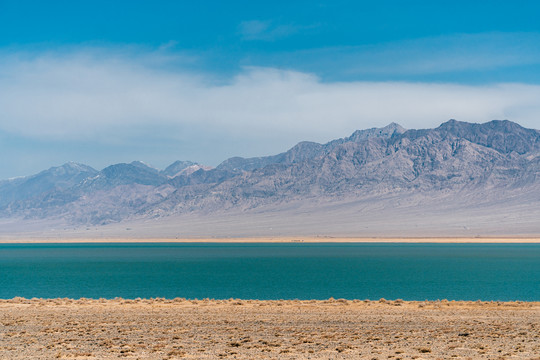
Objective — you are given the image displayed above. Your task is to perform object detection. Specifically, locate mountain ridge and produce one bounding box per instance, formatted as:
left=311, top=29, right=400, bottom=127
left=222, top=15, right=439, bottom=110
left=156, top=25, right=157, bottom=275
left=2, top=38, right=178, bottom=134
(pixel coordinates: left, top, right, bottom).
left=1, top=119, right=539, bottom=236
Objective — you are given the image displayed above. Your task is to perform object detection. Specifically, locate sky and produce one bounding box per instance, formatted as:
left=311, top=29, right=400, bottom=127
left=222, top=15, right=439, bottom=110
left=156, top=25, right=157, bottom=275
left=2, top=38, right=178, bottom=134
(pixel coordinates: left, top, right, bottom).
left=1, top=0, right=540, bottom=178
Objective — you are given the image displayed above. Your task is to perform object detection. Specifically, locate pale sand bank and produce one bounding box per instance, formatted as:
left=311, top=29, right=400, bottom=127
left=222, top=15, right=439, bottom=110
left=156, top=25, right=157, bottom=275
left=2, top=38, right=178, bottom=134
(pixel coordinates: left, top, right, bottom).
left=1, top=298, right=539, bottom=359
left=1, top=236, right=540, bottom=243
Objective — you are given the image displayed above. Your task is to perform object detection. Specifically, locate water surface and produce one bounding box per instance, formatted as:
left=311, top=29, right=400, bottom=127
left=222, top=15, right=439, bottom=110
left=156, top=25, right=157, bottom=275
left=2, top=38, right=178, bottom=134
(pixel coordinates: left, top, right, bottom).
left=1, top=243, right=538, bottom=300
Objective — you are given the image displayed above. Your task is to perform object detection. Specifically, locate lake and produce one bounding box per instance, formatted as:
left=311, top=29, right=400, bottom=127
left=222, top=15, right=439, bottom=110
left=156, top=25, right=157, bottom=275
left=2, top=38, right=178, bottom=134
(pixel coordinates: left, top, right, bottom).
left=1, top=243, right=539, bottom=300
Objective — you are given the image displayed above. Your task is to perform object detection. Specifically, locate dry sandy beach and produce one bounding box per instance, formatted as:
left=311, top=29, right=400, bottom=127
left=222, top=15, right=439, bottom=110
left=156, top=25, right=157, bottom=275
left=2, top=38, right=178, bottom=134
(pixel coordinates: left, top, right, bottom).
left=1, top=298, right=539, bottom=359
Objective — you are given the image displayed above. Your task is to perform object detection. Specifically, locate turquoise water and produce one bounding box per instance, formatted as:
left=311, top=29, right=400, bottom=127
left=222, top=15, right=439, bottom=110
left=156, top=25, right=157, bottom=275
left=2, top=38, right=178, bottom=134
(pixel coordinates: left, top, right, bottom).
left=0, top=243, right=539, bottom=300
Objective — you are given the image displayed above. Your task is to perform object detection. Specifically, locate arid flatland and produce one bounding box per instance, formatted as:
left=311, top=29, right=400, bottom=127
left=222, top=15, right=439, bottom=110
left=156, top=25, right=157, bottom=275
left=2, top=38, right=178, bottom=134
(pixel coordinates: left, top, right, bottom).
left=1, top=298, right=539, bottom=359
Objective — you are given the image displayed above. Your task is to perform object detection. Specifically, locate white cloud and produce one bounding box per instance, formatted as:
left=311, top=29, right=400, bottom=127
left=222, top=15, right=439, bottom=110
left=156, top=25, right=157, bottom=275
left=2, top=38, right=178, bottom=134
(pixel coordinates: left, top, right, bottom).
left=238, top=20, right=309, bottom=41
left=265, top=32, right=540, bottom=77
left=1, top=48, right=540, bottom=149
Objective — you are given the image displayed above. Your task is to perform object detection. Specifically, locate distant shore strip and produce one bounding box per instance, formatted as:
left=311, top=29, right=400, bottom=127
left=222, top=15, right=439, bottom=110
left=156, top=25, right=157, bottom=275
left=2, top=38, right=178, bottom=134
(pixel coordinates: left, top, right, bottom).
left=1, top=236, right=540, bottom=243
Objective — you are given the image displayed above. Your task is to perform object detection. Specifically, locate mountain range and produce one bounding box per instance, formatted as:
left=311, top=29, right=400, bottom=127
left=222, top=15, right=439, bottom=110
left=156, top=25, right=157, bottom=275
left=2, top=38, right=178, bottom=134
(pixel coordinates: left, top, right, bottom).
left=1, top=119, right=539, bottom=238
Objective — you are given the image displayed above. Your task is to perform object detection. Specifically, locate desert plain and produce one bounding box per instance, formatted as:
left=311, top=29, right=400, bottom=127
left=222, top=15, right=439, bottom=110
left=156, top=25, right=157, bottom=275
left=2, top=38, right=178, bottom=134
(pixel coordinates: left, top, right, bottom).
left=1, top=298, right=539, bottom=359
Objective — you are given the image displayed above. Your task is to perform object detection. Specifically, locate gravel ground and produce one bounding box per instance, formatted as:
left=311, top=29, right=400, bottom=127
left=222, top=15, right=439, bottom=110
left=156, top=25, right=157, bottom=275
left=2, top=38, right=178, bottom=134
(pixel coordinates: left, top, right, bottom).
left=1, top=298, right=539, bottom=359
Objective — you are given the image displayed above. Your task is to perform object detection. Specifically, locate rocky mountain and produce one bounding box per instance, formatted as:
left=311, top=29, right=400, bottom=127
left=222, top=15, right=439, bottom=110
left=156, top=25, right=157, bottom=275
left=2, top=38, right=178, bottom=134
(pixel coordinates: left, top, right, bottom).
left=153, top=120, right=539, bottom=213
left=216, top=122, right=406, bottom=172
left=0, top=119, right=539, bottom=236
left=80, top=162, right=168, bottom=190
left=0, top=162, right=98, bottom=207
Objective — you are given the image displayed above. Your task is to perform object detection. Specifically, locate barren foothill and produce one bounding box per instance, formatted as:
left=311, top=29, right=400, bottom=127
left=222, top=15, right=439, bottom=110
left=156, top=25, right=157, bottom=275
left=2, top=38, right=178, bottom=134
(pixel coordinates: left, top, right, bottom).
left=1, top=298, right=539, bottom=359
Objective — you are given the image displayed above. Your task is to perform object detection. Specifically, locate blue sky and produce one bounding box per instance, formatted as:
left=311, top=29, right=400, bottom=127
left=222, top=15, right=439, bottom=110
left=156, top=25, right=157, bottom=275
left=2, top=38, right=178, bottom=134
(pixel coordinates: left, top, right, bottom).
left=1, top=0, right=540, bottom=178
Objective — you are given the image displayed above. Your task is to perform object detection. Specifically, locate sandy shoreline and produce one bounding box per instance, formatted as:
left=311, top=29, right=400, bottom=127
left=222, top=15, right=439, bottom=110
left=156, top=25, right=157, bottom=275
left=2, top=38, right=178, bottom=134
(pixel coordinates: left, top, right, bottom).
left=1, top=236, right=540, bottom=243
left=1, top=298, right=539, bottom=359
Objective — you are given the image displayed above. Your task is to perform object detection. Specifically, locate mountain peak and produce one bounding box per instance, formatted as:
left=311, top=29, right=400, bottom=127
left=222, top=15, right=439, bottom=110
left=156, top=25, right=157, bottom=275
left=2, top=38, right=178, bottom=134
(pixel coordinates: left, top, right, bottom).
left=162, top=160, right=199, bottom=177
left=348, top=122, right=406, bottom=142
left=130, top=161, right=159, bottom=173
left=437, top=118, right=468, bottom=129
left=434, top=119, right=539, bottom=154
left=484, top=119, right=527, bottom=132
left=383, top=122, right=406, bottom=133
left=438, top=119, right=523, bottom=131
left=48, top=162, right=97, bottom=176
